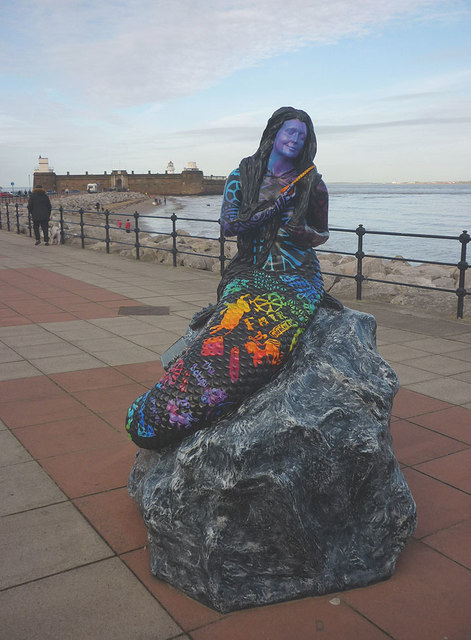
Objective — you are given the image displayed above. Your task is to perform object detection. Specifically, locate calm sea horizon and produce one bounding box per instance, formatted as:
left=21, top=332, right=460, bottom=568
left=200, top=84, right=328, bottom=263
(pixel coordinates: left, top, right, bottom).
left=137, top=182, right=470, bottom=265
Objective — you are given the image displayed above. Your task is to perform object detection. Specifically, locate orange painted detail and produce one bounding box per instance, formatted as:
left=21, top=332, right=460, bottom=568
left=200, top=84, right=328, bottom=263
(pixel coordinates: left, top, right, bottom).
left=245, top=334, right=282, bottom=367
left=270, top=319, right=295, bottom=338
left=201, top=335, right=224, bottom=356
left=210, top=294, right=251, bottom=334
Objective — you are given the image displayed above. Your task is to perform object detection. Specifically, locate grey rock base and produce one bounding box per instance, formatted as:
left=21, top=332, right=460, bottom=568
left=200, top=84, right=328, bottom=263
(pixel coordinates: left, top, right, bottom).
left=128, top=306, right=417, bottom=613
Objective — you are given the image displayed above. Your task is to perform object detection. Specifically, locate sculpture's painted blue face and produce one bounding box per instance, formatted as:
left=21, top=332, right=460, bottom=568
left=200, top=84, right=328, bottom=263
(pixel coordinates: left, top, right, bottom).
left=273, top=119, right=307, bottom=160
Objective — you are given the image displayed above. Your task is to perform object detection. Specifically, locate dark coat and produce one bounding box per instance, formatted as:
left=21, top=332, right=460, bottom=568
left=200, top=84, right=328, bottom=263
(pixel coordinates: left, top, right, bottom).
left=27, top=188, right=52, bottom=221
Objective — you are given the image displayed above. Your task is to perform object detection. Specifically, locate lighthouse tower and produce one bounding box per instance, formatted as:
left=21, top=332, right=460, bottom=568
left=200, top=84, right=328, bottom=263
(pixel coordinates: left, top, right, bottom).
left=166, top=161, right=175, bottom=174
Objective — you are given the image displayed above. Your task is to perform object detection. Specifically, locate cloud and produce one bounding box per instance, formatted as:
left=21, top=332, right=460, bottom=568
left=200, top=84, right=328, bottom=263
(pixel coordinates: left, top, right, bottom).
left=3, top=0, right=436, bottom=107
left=318, top=116, right=471, bottom=135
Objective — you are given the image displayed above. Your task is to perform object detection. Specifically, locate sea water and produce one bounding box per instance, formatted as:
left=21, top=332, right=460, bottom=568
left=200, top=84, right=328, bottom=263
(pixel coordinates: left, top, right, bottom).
left=139, top=183, right=471, bottom=265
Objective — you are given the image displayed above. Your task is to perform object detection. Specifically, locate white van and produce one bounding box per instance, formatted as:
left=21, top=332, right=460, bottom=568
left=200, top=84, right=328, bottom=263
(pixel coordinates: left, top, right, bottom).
left=87, top=183, right=98, bottom=193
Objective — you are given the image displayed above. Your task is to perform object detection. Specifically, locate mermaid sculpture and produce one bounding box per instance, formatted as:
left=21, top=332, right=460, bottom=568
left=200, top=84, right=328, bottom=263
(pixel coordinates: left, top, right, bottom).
left=126, top=107, right=329, bottom=450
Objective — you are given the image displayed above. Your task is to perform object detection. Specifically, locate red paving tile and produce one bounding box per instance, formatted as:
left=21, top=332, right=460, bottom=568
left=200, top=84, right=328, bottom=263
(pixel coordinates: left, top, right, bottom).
left=0, top=267, right=143, bottom=324
left=414, top=447, right=471, bottom=494
left=392, top=388, right=452, bottom=418
left=100, top=408, right=127, bottom=431
left=13, top=414, right=125, bottom=458
left=27, top=312, right=78, bottom=323
left=0, top=316, right=32, bottom=327
left=121, top=548, right=231, bottom=631
left=390, top=419, right=468, bottom=466
left=40, top=441, right=136, bottom=498
left=409, top=405, right=471, bottom=445
left=402, top=468, right=471, bottom=538
left=343, top=540, right=471, bottom=640
left=72, top=383, right=148, bottom=413
left=114, top=361, right=164, bottom=384
left=0, top=394, right=90, bottom=429
left=50, top=367, right=132, bottom=392
left=74, top=487, right=148, bottom=554
left=0, top=375, right=64, bottom=402
left=189, top=595, right=390, bottom=640
left=423, top=518, right=471, bottom=569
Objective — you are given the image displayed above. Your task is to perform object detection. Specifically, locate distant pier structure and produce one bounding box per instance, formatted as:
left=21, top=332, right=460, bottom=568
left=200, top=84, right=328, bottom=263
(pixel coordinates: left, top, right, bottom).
left=33, top=158, right=226, bottom=195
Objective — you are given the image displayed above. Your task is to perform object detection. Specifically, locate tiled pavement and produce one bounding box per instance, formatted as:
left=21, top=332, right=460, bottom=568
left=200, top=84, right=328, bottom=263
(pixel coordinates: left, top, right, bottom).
left=0, top=230, right=470, bottom=640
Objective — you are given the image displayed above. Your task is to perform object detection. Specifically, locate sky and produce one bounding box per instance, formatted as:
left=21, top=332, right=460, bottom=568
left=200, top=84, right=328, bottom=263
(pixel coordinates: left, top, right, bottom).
left=1, top=0, right=471, bottom=188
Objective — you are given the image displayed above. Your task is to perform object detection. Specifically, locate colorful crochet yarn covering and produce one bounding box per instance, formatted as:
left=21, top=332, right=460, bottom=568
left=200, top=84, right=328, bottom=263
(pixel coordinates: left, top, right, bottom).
left=126, top=259, right=324, bottom=450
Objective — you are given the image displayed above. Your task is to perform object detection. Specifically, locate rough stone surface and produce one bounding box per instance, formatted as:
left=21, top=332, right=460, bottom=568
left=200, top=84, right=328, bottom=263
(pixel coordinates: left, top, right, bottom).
left=128, top=305, right=417, bottom=613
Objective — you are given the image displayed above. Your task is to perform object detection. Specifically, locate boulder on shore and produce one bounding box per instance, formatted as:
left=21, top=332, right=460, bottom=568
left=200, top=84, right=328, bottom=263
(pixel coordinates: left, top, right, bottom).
left=128, top=305, right=417, bottom=613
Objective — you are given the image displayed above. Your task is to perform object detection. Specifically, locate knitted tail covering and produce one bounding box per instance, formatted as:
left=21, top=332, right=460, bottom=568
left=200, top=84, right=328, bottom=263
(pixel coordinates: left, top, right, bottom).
left=126, top=262, right=324, bottom=451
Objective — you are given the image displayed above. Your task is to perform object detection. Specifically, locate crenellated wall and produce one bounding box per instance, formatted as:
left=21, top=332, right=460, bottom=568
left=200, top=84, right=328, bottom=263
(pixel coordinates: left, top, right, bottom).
left=33, top=169, right=226, bottom=195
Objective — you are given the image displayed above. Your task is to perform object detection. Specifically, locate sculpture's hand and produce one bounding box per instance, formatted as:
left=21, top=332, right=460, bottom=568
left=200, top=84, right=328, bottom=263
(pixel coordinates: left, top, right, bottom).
left=286, top=222, right=329, bottom=248
left=272, top=190, right=296, bottom=216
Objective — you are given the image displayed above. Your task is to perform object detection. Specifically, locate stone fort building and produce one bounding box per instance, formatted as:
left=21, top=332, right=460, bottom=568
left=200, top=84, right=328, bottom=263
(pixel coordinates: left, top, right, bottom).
left=33, top=158, right=226, bottom=195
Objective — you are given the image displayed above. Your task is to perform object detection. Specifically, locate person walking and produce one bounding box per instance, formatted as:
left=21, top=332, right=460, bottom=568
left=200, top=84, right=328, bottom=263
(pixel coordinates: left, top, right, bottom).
left=125, top=219, right=131, bottom=233
left=27, top=185, right=52, bottom=245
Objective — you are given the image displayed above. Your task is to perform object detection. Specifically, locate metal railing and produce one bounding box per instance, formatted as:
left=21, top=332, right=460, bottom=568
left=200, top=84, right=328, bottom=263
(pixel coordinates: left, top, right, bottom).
left=1, top=201, right=468, bottom=318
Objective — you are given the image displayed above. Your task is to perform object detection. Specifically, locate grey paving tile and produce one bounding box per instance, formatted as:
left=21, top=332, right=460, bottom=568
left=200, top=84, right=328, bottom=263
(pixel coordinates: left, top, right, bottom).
left=114, top=287, right=159, bottom=298
left=405, top=377, right=471, bottom=405
left=71, top=336, right=133, bottom=351
left=0, top=333, right=66, bottom=349
left=408, top=354, right=471, bottom=376
left=0, top=325, right=49, bottom=338
left=446, top=347, right=471, bottom=362
left=399, top=337, right=471, bottom=354
left=169, top=308, right=202, bottom=321
left=0, top=460, right=66, bottom=516
left=139, top=315, right=191, bottom=333
left=0, top=431, right=32, bottom=467
left=0, top=558, right=182, bottom=640
left=452, top=370, right=471, bottom=384
left=441, top=324, right=471, bottom=338
left=173, top=292, right=217, bottom=304
left=387, top=362, right=442, bottom=386
left=0, top=345, right=22, bottom=363
left=378, top=344, right=429, bottom=363
left=0, top=419, right=7, bottom=431
left=0, top=502, right=112, bottom=589
left=87, top=317, right=159, bottom=334
left=128, top=331, right=176, bottom=349
left=91, top=347, right=158, bottom=366
left=0, top=361, right=42, bottom=381
left=29, top=353, right=105, bottom=374
left=13, top=342, right=84, bottom=359
left=38, top=320, right=113, bottom=339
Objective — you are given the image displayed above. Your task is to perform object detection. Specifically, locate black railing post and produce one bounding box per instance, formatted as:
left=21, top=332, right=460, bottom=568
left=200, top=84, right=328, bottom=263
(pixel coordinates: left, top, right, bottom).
left=15, top=203, right=20, bottom=234
left=0, top=206, right=2, bottom=230
left=134, top=211, right=140, bottom=260
left=6, top=204, right=11, bottom=231
left=79, top=208, right=85, bottom=248
left=218, top=222, right=226, bottom=276
left=456, top=229, right=469, bottom=319
left=105, top=210, right=110, bottom=254
left=355, top=224, right=366, bottom=300
left=171, top=212, right=178, bottom=267
left=59, top=206, right=64, bottom=244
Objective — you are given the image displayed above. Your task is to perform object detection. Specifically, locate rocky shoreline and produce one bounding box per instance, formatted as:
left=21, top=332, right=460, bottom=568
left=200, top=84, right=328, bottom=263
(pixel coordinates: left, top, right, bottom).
left=6, top=193, right=467, bottom=318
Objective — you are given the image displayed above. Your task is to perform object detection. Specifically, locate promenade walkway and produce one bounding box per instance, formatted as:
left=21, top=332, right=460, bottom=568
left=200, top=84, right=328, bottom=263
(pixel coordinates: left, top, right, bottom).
left=0, top=230, right=470, bottom=640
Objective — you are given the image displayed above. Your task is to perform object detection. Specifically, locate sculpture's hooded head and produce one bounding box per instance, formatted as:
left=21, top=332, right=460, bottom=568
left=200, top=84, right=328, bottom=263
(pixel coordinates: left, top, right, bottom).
left=258, top=107, right=317, bottom=171
left=238, top=107, right=320, bottom=223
